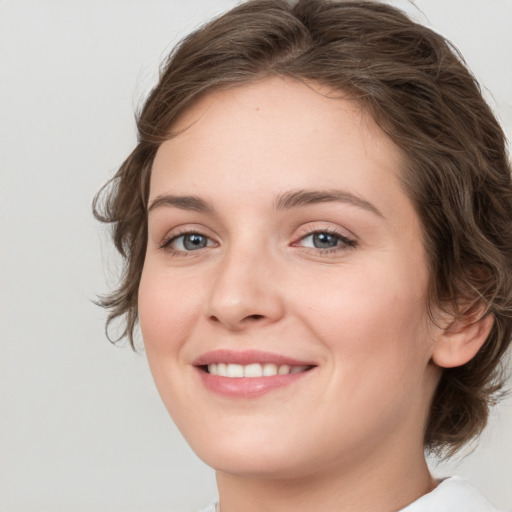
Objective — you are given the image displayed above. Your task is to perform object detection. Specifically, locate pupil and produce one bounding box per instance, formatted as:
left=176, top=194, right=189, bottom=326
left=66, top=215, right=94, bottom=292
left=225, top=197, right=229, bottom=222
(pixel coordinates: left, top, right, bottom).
left=313, top=233, right=338, bottom=249
left=184, top=234, right=207, bottom=250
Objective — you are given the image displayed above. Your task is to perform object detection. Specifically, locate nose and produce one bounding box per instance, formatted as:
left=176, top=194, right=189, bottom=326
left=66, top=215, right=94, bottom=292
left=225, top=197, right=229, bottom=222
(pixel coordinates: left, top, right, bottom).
left=204, top=245, right=285, bottom=331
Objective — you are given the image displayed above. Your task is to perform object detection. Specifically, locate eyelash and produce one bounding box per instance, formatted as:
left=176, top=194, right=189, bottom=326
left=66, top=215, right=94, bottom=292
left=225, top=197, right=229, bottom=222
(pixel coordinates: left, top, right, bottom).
left=159, top=229, right=216, bottom=257
left=294, top=228, right=357, bottom=254
left=159, top=227, right=357, bottom=257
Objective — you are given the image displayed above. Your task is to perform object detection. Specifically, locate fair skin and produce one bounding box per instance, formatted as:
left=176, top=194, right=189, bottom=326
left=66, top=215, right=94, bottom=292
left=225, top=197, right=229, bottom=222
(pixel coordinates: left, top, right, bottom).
left=138, top=77, right=490, bottom=512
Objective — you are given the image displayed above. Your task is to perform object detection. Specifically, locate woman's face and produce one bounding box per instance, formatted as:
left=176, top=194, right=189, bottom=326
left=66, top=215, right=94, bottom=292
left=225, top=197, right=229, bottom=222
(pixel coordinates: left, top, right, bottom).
left=139, top=77, right=441, bottom=478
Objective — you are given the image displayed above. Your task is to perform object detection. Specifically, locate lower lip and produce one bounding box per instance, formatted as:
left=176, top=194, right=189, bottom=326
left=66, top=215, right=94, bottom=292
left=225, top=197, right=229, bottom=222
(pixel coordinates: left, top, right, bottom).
left=196, top=368, right=312, bottom=398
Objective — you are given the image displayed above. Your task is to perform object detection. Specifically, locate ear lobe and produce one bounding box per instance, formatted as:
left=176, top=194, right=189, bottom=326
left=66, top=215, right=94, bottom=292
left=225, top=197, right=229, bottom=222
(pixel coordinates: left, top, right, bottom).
left=431, top=309, right=494, bottom=369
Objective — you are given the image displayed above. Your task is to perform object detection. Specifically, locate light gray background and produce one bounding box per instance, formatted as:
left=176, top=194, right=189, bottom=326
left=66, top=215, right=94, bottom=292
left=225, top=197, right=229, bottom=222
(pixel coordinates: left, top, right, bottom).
left=1, top=1, right=511, bottom=511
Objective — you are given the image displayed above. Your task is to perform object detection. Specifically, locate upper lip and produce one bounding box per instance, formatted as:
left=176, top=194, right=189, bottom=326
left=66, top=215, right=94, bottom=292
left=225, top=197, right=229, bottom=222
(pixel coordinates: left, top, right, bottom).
left=192, top=349, right=316, bottom=367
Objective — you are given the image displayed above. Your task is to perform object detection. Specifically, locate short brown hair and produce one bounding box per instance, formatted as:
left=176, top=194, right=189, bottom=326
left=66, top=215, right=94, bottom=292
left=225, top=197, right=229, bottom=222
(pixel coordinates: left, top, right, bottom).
left=94, top=0, right=512, bottom=455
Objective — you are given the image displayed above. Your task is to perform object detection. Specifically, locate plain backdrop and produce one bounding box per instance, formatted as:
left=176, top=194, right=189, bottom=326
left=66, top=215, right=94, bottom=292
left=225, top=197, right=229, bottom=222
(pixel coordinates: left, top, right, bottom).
left=1, top=1, right=511, bottom=511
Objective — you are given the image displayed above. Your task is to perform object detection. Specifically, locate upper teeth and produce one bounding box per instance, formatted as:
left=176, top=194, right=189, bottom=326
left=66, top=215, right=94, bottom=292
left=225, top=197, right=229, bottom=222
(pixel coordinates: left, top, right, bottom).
left=207, top=363, right=308, bottom=377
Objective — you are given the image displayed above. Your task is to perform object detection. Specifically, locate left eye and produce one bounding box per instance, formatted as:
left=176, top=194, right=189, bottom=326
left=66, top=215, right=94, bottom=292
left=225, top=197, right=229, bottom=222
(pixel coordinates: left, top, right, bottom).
left=299, top=231, right=355, bottom=250
left=169, top=233, right=212, bottom=251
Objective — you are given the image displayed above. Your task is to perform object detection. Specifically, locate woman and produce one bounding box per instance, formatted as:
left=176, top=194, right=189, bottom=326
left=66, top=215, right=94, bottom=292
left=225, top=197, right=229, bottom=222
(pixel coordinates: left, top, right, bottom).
left=94, top=1, right=512, bottom=510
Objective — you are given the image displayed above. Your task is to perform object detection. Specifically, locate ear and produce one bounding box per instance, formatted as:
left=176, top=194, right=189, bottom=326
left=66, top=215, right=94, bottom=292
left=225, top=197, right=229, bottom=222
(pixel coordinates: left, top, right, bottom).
left=431, top=306, right=494, bottom=369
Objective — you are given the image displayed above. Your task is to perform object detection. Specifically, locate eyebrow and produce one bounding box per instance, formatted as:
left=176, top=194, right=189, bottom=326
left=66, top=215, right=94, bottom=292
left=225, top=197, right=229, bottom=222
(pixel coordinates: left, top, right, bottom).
left=147, top=194, right=215, bottom=214
left=274, top=189, right=384, bottom=217
left=147, top=188, right=383, bottom=218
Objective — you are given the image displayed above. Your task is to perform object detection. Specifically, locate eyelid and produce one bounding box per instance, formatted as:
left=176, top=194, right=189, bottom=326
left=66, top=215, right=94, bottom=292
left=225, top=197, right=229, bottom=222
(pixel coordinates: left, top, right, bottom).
left=292, top=222, right=357, bottom=241
left=156, top=223, right=357, bottom=257
left=159, top=225, right=219, bottom=254
left=291, top=225, right=358, bottom=252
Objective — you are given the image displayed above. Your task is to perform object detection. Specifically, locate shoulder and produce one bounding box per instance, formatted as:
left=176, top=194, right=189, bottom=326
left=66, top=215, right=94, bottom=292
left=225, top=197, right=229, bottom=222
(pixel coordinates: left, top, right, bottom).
left=401, top=477, right=502, bottom=512
left=198, top=480, right=501, bottom=512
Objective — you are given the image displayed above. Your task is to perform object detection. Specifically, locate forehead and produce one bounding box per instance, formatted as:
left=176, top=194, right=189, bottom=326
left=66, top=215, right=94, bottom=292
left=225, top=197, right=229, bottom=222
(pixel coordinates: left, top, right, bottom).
left=150, top=77, right=411, bottom=223
left=168, top=77, right=392, bottom=161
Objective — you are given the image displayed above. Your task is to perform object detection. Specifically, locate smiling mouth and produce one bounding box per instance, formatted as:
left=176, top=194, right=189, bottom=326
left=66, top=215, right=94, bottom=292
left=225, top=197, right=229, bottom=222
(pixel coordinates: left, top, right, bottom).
left=202, top=363, right=314, bottom=378
left=195, top=352, right=316, bottom=397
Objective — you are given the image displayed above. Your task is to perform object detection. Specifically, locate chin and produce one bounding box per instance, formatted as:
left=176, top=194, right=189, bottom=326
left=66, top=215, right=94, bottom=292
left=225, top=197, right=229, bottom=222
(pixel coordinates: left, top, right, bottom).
left=173, top=414, right=305, bottom=476
left=180, top=417, right=342, bottom=480
left=199, top=447, right=313, bottom=479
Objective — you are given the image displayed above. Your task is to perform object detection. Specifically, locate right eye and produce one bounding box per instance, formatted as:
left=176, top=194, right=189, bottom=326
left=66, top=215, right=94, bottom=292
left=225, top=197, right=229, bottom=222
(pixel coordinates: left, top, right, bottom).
left=162, top=232, right=216, bottom=253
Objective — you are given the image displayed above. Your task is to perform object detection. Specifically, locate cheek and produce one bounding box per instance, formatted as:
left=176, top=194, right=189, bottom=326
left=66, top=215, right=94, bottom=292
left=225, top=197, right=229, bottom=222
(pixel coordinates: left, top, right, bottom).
left=138, top=264, right=199, bottom=355
left=138, top=265, right=204, bottom=422
left=293, top=262, right=434, bottom=438
left=295, top=258, right=432, bottom=373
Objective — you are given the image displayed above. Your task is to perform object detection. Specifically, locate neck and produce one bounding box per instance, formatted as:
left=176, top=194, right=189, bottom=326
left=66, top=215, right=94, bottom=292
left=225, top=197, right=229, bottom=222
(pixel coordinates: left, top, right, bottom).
left=216, top=442, right=435, bottom=512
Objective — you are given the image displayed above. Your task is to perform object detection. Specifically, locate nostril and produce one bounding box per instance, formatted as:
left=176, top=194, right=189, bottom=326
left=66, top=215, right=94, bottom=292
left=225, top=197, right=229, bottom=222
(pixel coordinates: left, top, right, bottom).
left=207, top=312, right=268, bottom=331
left=247, top=314, right=264, bottom=321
